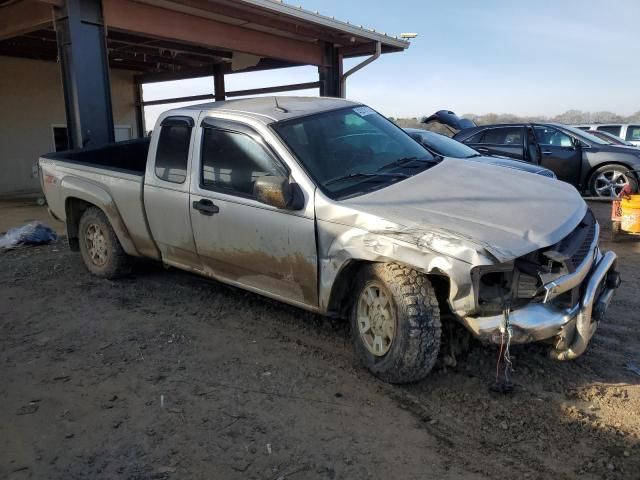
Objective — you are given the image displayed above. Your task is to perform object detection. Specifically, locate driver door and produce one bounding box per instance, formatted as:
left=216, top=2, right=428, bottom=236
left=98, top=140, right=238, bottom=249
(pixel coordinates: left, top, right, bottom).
left=189, top=118, right=318, bottom=308
left=533, top=125, right=582, bottom=185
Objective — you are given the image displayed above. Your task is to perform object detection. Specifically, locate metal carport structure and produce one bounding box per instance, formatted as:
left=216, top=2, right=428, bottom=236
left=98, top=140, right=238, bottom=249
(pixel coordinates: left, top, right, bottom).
left=0, top=0, right=409, bottom=154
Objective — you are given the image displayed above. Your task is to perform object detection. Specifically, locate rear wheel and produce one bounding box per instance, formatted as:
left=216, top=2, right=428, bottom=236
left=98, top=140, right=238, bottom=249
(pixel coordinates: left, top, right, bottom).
left=350, top=263, right=441, bottom=384
left=78, top=207, right=131, bottom=278
left=589, top=165, right=636, bottom=197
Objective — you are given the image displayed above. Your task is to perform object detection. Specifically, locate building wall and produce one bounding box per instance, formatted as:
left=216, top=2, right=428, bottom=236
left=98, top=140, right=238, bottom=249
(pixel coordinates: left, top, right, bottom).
left=0, top=56, right=138, bottom=196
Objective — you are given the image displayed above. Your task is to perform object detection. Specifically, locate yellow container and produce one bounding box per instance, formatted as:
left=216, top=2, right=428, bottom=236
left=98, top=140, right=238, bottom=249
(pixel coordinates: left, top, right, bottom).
left=621, top=195, right=640, bottom=233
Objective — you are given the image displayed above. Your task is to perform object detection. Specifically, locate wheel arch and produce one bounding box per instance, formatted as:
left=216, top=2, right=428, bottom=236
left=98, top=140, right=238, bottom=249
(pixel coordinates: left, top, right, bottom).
left=62, top=178, right=139, bottom=256
left=326, top=259, right=453, bottom=319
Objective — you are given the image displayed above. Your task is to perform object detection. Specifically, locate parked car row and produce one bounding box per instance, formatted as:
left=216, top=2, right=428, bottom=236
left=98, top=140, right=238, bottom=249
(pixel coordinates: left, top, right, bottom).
left=422, top=110, right=640, bottom=197
left=404, top=128, right=556, bottom=178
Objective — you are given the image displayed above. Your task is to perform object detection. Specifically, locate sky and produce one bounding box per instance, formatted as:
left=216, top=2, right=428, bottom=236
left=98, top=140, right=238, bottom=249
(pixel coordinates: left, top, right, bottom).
left=143, top=0, right=640, bottom=128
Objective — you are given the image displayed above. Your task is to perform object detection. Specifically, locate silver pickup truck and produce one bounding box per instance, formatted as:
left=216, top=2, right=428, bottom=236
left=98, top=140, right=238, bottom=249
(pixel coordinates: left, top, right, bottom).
left=39, top=97, right=620, bottom=383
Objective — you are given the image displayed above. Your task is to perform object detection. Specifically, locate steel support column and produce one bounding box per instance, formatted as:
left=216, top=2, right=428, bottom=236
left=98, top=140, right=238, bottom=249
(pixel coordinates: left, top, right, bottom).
left=55, top=0, right=114, bottom=148
left=319, top=42, right=342, bottom=98
left=213, top=64, right=226, bottom=101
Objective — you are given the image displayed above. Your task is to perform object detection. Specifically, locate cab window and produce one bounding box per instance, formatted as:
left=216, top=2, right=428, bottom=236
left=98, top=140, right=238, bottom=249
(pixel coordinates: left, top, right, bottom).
left=155, top=118, right=193, bottom=184
left=200, top=128, right=286, bottom=197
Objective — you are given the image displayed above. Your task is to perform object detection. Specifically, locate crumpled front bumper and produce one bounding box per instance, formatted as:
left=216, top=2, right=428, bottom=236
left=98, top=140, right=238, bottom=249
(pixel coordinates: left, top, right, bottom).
left=462, top=248, right=620, bottom=360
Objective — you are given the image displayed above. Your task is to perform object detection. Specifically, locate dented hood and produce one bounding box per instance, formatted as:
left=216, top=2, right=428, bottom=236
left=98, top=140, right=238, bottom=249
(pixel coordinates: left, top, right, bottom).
left=337, top=158, right=587, bottom=263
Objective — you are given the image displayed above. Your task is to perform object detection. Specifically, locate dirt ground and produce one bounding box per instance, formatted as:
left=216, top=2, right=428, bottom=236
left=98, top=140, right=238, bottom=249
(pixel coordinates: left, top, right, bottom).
left=1, top=199, right=639, bottom=480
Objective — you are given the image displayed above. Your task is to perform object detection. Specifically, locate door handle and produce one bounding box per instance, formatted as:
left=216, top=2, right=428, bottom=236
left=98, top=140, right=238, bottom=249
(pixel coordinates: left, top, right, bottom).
left=192, top=199, right=219, bottom=216
left=542, top=150, right=553, bottom=155
left=476, top=147, right=489, bottom=152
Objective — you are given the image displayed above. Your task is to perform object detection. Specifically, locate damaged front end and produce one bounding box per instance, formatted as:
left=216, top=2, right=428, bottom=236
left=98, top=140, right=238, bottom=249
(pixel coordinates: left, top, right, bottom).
left=462, top=210, right=620, bottom=359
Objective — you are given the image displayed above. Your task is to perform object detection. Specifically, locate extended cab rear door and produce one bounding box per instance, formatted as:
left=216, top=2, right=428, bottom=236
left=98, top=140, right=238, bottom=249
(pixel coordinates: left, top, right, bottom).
left=188, top=116, right=318, bottom=309
left=144, top=114, right=201, bottom=270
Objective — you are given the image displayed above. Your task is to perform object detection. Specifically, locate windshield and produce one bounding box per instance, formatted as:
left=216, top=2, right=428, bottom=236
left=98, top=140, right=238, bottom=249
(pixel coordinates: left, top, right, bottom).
left=273, top=106, right=436, bottom=198
left=561, top=125, right=610, bottom=145
left=411, top=130, right=479, bottom=158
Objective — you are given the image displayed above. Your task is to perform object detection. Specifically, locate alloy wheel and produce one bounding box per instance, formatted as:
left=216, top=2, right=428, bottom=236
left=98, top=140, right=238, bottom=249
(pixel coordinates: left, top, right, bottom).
left=356, top=281, right=396, bottom=356
left=85, top=223, right=108, bottom=267
left=594, top=170, right=630, bottom=197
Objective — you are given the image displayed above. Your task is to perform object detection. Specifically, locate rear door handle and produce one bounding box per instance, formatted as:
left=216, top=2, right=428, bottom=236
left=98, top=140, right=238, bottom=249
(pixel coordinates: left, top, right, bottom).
left=192, top=199, right=219, bottom=216
left=542, top=150, right=552, bottom=155
left=476, top=147, right=489, bottom=152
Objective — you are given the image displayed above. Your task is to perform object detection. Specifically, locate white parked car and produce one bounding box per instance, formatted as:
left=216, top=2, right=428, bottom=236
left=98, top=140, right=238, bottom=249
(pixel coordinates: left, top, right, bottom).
left=574, top=124, right=640, bottom=147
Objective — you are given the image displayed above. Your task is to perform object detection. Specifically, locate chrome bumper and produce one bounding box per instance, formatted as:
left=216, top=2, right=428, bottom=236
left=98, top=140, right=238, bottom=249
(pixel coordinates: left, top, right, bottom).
left=462, top=249, right=619, bottom=360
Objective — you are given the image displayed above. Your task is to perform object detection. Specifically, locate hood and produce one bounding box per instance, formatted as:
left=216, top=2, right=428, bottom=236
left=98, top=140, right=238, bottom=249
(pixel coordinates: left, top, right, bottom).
left=466, top=155, right=555, bottom=177
left=336, top=158, right=587, bottom=263
left=421, top=110, right=476, bottom=131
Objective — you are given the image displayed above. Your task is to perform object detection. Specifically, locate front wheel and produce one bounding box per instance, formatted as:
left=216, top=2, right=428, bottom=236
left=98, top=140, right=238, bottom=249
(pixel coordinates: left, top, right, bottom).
left=350, top=263, right=441, bottom=384
left=588, top=165, right=637, bottom=197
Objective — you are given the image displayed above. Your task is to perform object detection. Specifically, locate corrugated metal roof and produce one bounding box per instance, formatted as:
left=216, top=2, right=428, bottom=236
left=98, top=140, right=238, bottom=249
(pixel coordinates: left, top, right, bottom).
left=236, top=0, right=410, bottom=49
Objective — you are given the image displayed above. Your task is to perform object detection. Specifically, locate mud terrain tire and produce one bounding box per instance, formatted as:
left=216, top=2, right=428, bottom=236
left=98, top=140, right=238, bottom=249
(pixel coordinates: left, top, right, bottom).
left=350, top=263, right=441, bottom=383
left=78, top=207, right=131, bottom=279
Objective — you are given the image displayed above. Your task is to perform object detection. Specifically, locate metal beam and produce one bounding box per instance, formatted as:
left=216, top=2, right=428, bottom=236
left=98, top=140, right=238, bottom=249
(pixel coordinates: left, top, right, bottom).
left=135, top=58, right=301, bottom=84
left=55, top=0, right=115, bottom=148
left=140, top=81, right=321, bottom=106
left=0, top=1, right=53, bottom=41
left=225, top=81, right=321, bottom=98
left=142, top=93, right=214, bottom=107
left=103, top=0, right=324, bottom=66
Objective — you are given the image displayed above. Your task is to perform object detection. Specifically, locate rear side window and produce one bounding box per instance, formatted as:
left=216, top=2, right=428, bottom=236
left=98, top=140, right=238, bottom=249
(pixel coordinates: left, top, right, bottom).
left=596, top=125, right=622, bottom=136
left=481, top=127, right=522, bottom=145
left=534, top=126, right=573, bottom=147
left=201, top=128, right=286, bottom=197
left=155, top=121, right=192, bottom=184
left=626, top=126, right=640, bottom=142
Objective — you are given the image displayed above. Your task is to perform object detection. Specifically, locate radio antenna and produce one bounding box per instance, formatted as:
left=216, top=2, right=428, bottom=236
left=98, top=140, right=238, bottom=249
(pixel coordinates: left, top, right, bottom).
left=274, top=96, right=288, bottom=113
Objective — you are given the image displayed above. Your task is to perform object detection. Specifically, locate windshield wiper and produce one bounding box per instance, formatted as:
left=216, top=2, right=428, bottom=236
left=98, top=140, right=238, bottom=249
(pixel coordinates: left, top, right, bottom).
left=377, top=156, right=440, bottom=172
left=325, top=171, right=409, bottom=186
left=465, top=153, right=482, bottom=158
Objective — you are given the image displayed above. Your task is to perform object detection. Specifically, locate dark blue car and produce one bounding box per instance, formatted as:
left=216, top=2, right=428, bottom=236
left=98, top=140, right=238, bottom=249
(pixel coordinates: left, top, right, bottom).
left=405, top=128, right=556, bottom=179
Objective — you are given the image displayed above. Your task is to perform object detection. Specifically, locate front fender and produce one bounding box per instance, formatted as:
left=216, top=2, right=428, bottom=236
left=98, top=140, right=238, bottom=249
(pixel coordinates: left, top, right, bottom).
left=61, top=176, right=140, bottom=257
left=316, top=219, right=490, bottom=316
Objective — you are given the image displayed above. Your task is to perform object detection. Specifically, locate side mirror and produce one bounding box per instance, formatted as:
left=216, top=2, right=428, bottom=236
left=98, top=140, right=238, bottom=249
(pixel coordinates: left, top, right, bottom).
left=253, top=176, right=305, bottom=210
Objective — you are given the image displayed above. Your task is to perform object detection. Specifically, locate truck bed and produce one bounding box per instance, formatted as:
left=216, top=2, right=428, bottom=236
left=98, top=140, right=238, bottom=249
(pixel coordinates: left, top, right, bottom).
left=43, top=138, right=150, bottom=174
left=39, top=137, right=159, bottom=260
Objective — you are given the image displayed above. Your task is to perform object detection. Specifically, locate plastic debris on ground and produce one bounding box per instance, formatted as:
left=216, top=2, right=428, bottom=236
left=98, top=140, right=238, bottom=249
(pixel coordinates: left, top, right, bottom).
left=626, top=362, right=640, bottom=377
left=0, top=222, right=57, bottom=250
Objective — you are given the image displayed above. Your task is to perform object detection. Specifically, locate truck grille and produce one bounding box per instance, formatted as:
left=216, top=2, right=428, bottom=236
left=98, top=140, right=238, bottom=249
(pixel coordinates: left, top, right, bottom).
left=555, top=209, right=597, bottom=272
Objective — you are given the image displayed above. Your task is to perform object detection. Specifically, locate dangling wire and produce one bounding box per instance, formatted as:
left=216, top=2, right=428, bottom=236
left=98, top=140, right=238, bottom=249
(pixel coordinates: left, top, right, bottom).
left=495, top=330, right=505, bottom=385
left=491, top=294, right=514, bottom=394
